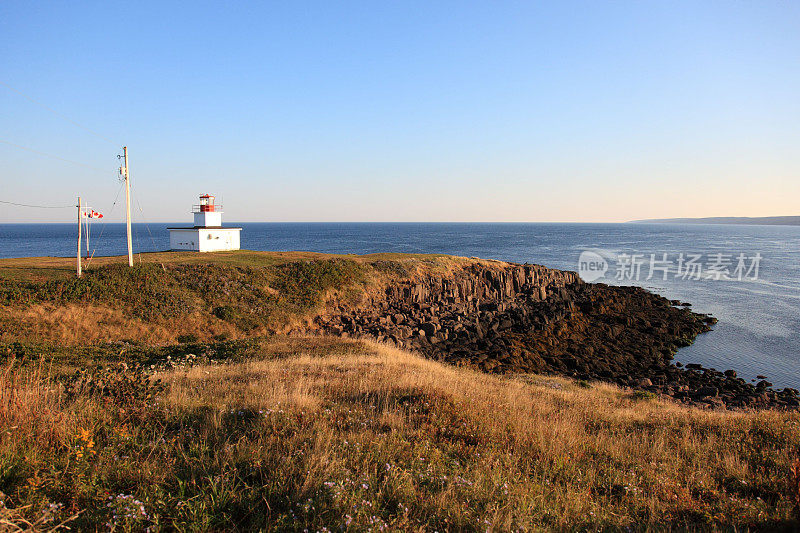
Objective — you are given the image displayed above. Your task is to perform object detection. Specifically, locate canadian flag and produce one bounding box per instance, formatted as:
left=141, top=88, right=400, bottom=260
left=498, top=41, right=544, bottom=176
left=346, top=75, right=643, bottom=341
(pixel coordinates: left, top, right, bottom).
left=83, top=210, right=104, bottom=219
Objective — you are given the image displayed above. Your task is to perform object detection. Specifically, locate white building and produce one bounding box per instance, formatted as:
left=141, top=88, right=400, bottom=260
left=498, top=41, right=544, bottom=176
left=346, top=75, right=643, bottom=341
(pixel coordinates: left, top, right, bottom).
left=168, top=194, right=241, bottom=252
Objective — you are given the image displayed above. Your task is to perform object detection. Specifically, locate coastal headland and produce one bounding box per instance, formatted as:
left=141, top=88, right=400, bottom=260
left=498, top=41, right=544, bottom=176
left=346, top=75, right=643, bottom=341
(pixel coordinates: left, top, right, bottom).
left=2, top=251, right=800, bottom=529
left=1, top=250, right=796, bottom=409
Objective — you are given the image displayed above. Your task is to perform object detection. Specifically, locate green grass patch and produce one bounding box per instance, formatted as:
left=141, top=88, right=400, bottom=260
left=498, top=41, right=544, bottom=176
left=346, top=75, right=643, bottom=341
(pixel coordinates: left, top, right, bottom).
left=631, top=390, right=658, bottom=401
left=0, top=258, right=367, bottom=334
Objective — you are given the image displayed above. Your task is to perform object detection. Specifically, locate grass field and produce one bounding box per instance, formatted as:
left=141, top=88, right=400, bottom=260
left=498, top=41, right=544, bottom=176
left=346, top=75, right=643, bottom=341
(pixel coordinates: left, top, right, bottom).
left=0, top=251, right=508, bottom=347
left=0, top=250, right=457, bottom=283
left=1, top=337, right=799, bottom=531
left=2, top=253, right=799, bottom=530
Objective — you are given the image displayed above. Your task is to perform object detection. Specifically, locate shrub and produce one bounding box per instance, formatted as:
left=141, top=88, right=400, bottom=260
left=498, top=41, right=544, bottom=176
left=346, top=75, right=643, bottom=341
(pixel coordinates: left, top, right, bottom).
left=62, top=364, right=164, bottom=404
left=371, top=260, right=412, bottom=278
left=0, top=263, right=196, bottom=320
left=631, top=390, right=657, bottom=401
left=213, top=306, right=236, bottom=321
left=272, top=259, right=365, bottom=309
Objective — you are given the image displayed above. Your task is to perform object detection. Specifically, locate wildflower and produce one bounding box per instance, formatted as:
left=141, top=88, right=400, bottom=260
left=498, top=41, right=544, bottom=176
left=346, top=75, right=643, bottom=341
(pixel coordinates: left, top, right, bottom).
left=75, top=427, right=96, bottom=458
left=106, top=494, right=149, bottom=529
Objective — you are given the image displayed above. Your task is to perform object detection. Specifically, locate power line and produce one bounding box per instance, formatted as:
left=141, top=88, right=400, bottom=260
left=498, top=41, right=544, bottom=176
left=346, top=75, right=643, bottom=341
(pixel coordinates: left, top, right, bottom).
left=0, top=139, right=112, bottom=173
left=0, top=80, right=118, bottom=146
left=132, top=187, right=160, bottom=252
left=86, top=180, right=125, bottom=262
left=0, top=199, right=73, bottom=209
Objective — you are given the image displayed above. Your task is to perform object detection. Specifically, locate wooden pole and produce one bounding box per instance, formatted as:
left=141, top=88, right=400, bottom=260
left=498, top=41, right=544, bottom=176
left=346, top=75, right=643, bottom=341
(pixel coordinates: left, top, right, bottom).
left=124, top=146, right=133, bottom=267
left=77, top=196, right=82, bottom=277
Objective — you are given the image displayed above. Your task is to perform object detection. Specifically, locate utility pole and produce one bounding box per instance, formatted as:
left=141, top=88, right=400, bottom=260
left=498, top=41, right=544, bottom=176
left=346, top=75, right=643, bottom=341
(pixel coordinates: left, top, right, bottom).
left=123, top=146, right=133, bottom=267
left=77, top=196, right=82, bottom=277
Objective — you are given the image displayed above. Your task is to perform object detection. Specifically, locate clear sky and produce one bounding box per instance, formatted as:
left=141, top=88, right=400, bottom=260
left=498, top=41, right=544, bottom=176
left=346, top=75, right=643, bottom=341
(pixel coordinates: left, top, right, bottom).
left=1, top=1, right=798, bottom=223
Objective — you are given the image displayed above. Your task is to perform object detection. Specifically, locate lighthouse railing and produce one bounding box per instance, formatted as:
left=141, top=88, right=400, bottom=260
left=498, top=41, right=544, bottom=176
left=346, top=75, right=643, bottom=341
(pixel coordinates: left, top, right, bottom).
left=192, top=204, right=223, bottom=213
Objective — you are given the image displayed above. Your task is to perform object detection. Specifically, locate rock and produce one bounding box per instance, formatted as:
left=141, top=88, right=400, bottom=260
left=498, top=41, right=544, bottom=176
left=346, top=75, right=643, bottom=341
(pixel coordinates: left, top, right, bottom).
left=703, top=396, right=725, bottom=408
left=420, top=322, right=437, bottom=337
left=695, top=386, right=718, bottom=398
left=724, top=369, right=737, bottom=378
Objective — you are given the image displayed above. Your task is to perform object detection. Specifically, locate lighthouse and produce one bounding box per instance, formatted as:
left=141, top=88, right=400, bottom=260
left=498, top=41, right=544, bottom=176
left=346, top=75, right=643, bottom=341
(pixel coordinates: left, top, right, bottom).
left=168, top=194, right=242, bottom=252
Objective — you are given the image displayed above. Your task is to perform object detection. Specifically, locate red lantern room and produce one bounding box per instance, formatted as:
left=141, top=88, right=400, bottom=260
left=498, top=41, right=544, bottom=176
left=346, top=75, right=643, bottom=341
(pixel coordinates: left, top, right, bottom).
left=199, top=194, right=216, bottom=212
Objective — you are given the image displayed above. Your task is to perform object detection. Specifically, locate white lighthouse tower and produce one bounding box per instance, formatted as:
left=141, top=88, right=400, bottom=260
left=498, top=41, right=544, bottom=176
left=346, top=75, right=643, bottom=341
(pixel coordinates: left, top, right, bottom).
left=168, top=194, right=242, bottom=252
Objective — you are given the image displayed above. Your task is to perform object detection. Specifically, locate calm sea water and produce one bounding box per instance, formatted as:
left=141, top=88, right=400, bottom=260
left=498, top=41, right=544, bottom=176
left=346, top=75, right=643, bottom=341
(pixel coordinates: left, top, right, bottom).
left=2, top=222, right=799, bottom=389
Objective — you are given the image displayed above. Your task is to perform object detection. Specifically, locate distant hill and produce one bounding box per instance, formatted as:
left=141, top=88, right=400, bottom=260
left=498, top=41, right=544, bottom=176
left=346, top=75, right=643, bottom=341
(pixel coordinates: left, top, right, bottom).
left=630, top=216, right=800, bottom=226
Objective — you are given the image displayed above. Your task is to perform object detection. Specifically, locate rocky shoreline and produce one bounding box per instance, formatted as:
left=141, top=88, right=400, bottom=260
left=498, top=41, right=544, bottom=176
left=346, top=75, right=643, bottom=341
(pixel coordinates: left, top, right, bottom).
left=315, top=262, right=799, bottom=410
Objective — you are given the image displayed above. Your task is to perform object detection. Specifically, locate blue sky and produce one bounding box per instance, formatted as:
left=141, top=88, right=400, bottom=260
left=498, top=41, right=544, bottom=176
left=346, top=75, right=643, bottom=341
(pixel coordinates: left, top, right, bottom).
left=1, top=1, right=798, bottom=222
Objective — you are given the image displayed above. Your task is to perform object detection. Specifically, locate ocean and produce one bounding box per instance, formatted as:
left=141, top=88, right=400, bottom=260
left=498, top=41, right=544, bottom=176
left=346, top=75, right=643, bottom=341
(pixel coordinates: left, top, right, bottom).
left=2, top=221, right=799, bottom=389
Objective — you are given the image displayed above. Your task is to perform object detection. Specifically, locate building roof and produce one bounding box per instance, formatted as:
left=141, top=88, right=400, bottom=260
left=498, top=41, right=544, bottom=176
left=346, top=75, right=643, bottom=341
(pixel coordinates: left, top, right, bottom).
left=167, top=226, right=242, bottom=230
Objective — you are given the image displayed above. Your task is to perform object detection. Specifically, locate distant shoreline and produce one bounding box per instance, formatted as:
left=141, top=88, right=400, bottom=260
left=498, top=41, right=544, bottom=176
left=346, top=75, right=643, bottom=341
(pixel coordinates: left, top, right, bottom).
left=630, top=216, right=800, bottom=226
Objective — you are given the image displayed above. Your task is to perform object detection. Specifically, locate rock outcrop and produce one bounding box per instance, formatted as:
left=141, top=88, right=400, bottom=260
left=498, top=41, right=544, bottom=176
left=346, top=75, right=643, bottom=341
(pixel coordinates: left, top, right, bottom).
left=314, top=262, right=799, bottom=410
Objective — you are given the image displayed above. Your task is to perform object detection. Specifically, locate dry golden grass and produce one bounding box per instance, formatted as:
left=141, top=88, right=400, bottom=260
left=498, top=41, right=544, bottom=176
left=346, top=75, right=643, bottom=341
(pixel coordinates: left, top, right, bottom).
left=0, top=303, right=245, bottom=345
left=162, top=341, right=800, bottom=528
left=1, top=337, right=798, bottom=531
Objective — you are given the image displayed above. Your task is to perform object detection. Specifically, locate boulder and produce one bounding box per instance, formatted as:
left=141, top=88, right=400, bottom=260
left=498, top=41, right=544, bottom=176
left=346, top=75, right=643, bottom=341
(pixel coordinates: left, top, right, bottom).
left=420, top=322, right=437, bottom=337
left=695, top=386, right=718, bottom=398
